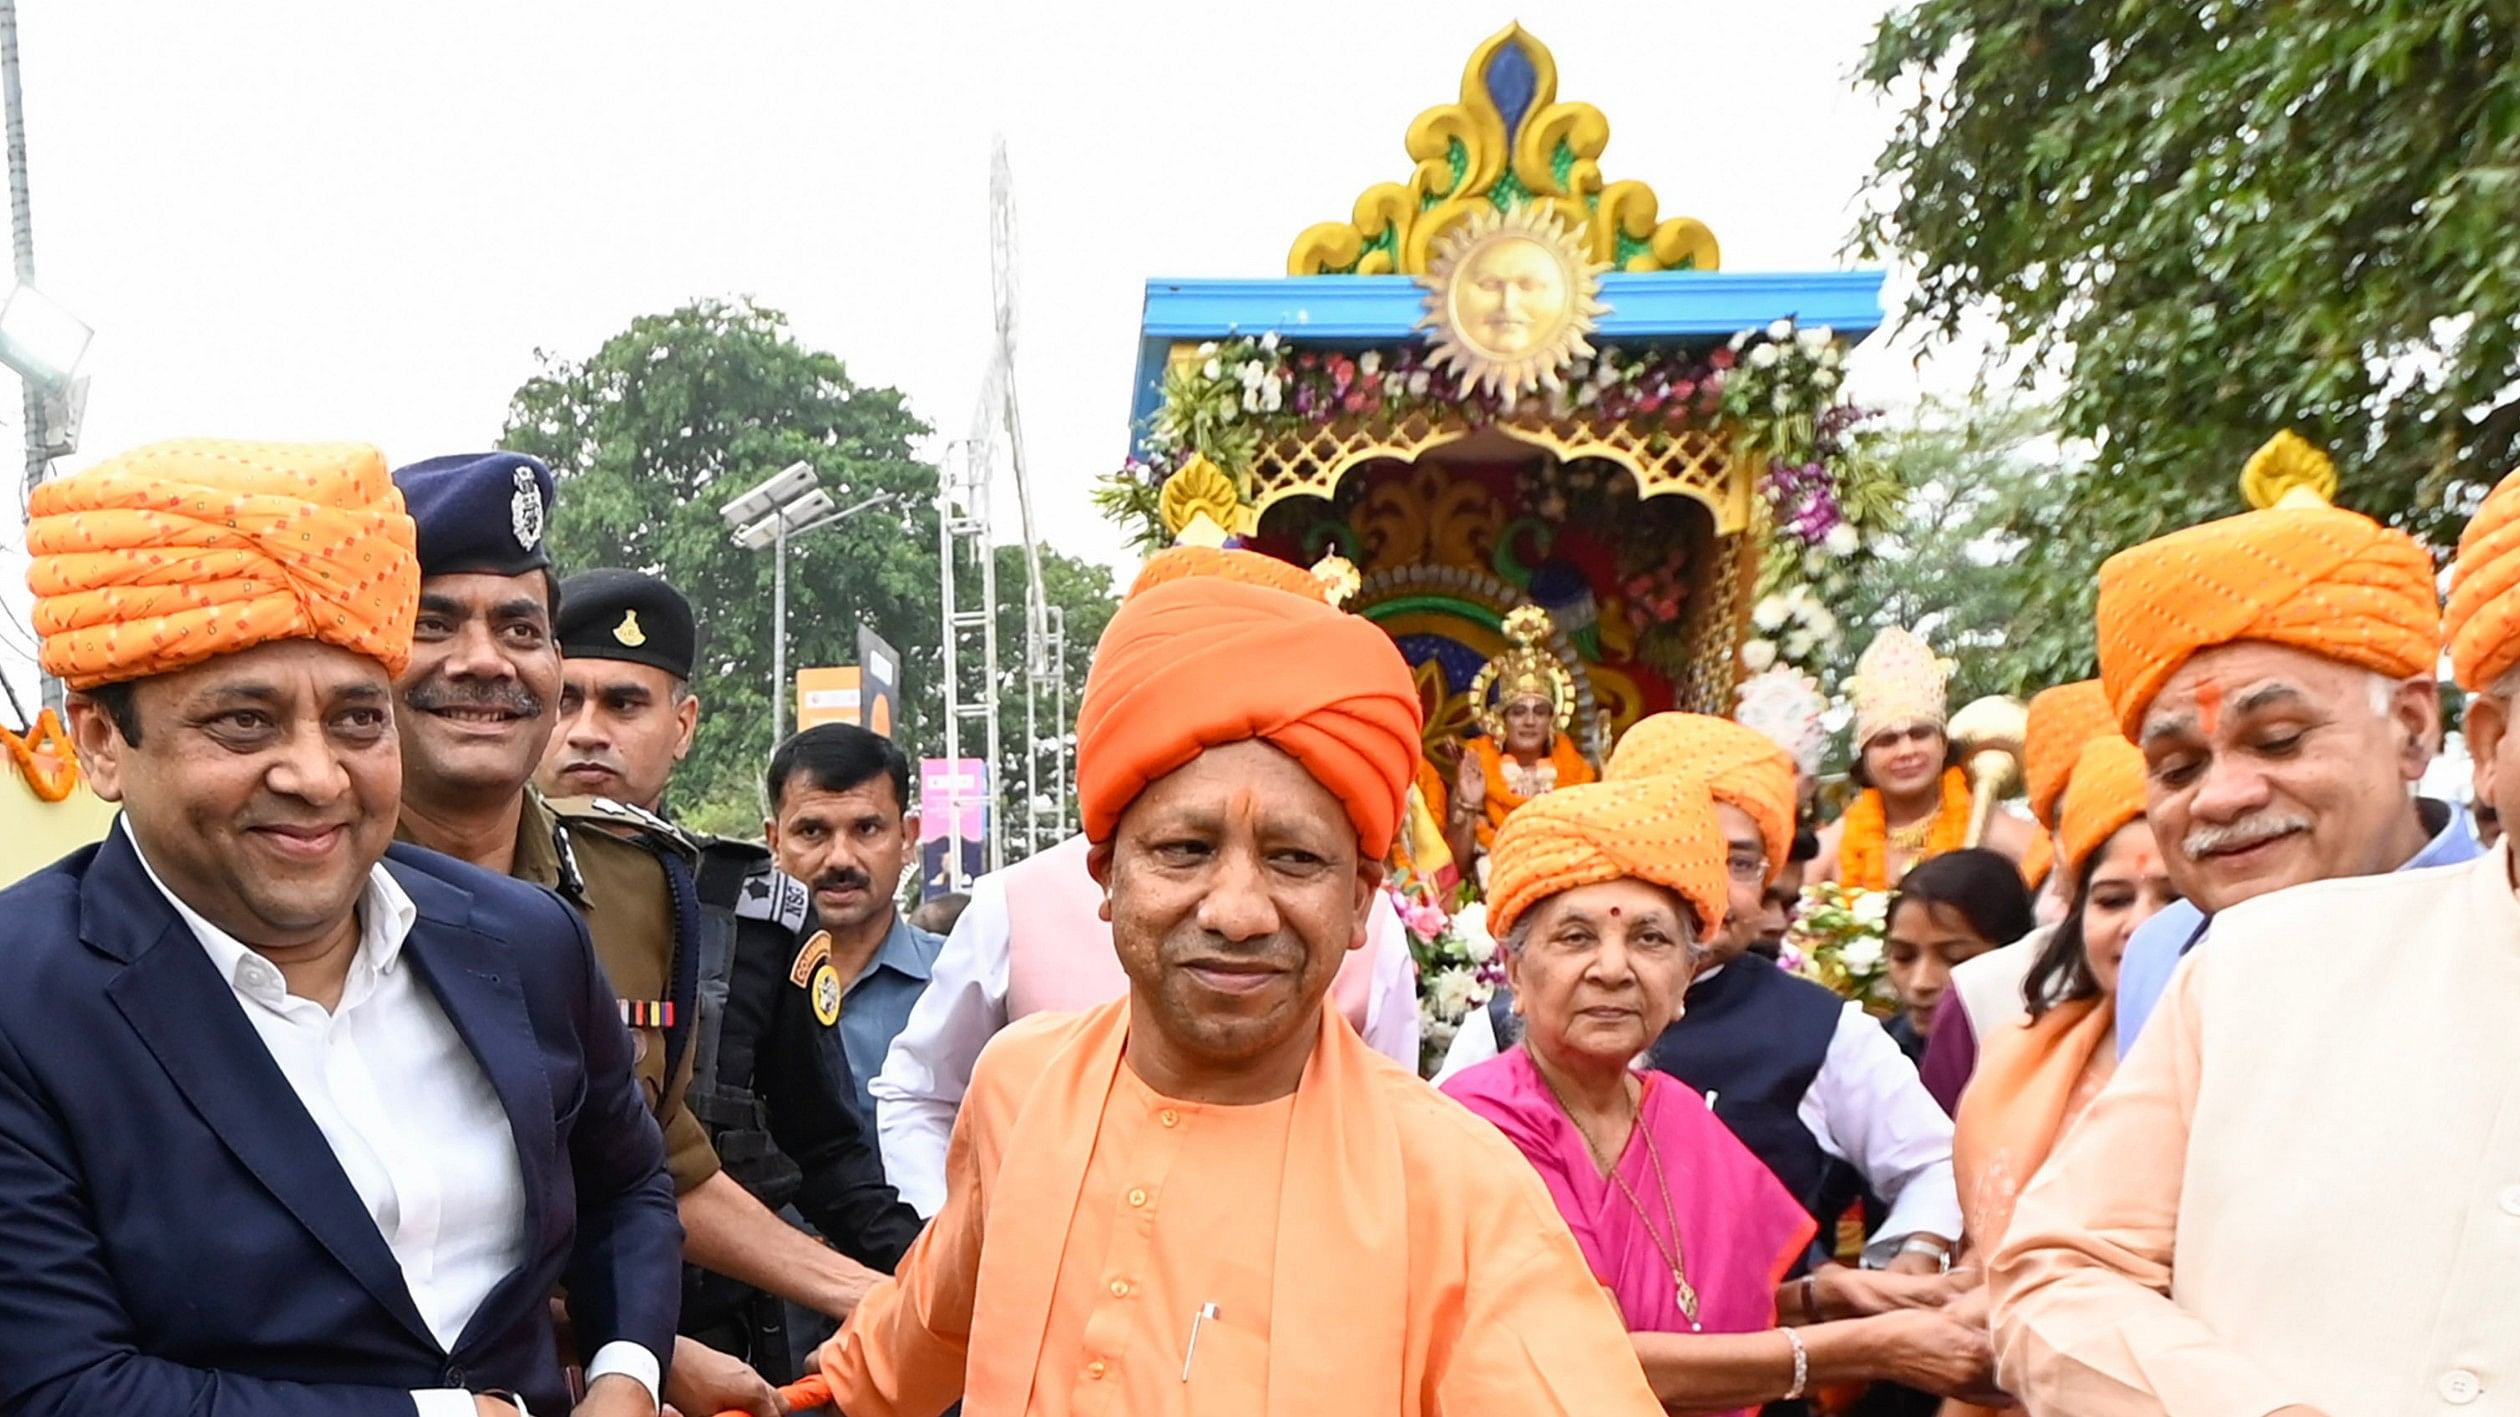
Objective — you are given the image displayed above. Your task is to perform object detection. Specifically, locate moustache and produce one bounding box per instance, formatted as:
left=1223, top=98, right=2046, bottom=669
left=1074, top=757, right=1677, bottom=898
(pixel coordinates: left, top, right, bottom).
left=406, top=677, right=545, bottom=718
left=812, top=869, right=872, bottom=894
left=2183, top=812, right=2311, bottom=861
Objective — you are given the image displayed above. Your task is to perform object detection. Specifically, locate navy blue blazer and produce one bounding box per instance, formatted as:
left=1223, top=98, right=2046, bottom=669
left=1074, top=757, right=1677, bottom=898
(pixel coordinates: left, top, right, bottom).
left=0, top=827, right=683, bottom=1416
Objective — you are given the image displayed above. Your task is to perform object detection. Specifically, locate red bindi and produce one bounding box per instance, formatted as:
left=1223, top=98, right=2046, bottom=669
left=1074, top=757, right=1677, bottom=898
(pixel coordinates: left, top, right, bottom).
left=1608, top=905, right=1622, bottom=917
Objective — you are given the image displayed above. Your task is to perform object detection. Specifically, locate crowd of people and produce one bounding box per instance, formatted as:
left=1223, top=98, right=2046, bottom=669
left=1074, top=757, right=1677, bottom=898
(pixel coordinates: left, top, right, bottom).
left=0, top=425, right=2511, bottom=1417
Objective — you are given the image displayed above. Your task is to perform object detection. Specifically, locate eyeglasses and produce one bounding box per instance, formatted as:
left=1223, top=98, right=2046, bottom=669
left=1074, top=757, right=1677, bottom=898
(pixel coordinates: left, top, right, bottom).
left=1725, top=852, right=1768, bottom=882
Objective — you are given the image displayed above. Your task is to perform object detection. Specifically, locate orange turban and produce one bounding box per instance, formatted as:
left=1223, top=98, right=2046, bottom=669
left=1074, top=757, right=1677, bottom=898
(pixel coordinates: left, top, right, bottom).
left=1077, top=576, right=1421, bottom=857
left=2096, top=505, right=2437, bottom=739
left=1605, top=712, right=1794, bottom=885
left=27, top=440, right=419, bottom=689
left=1486, top=778, right=1728, bottom=941
left=2446, top=466, right=2520, bottom=693
left=2020, top=832, right=2057, bottom=894
left=1127, top=545, right=1325, bottom=602
left=2024, top=680, right=2117, bottom=831
left=2055, top=736, right=2150, bottom=887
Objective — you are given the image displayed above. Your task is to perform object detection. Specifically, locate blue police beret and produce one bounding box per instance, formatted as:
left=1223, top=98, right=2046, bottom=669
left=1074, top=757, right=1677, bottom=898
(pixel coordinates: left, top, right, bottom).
left=392, top=451, right=556, bottom=578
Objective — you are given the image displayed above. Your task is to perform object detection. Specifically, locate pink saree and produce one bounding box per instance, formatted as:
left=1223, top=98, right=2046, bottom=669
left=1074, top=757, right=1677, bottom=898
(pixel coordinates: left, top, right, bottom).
left=1445, top=1046, right=1815, bottom=1411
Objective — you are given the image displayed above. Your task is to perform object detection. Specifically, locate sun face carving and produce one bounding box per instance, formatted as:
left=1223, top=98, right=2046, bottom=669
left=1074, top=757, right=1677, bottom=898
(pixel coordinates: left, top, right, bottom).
left=1420, top=204, right=1609, bottom=401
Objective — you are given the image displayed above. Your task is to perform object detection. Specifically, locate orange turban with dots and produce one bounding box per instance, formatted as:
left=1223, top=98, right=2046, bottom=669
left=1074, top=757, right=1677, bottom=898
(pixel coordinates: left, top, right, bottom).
left=1486, top=777, right=1729, bottom=941
left=2445, top=466, right=2520, bottom=693
left=2095, top=435, right=2437, bottom=739
left=2055, top=736, right=2151, bottom=887
left=27, top=440, right=420, bottom=689
left=1077, top=574, right=1422, bottom=857
left=1605, top=712, right=1795, bottom=885
left=2024, top=680, right=2118, bottom=831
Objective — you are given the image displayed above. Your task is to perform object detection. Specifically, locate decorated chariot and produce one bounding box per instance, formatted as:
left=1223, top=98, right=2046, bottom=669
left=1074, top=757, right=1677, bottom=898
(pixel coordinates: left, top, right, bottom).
left=1098, top=24, right=1898, bottom=800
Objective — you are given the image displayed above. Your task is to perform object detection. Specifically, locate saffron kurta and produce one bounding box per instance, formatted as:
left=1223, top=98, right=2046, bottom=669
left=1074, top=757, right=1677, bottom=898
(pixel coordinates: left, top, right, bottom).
left=1989, top=844, right=2520, bottom=1414
left=820, top=1000, right=1663, bottom=1416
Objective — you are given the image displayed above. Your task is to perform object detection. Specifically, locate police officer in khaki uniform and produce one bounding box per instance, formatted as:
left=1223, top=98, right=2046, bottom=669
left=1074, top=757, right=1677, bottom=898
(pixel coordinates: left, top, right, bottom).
left=387, top=453, right=889, bottom=1417
left=539, top=568, right=918, bottom=1382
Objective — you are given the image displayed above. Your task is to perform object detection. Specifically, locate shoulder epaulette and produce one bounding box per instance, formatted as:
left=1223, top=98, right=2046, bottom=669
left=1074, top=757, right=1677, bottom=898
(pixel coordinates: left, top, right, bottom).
left=547, top=794, right=699, bottom=861
left=736, top=859, right=815, bottom=935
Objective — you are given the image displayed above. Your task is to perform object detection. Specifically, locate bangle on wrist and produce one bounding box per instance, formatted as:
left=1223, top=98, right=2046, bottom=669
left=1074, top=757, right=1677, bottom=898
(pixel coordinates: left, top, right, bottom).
left=1780, top=1326, right=1809, bottom=1401
left=1798, top=1273, right=1821, bottom=1324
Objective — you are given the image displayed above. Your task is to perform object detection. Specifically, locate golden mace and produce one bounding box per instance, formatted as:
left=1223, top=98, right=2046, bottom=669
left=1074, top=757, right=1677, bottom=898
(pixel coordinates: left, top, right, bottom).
left=1948, top=695, right=2029, bottom=849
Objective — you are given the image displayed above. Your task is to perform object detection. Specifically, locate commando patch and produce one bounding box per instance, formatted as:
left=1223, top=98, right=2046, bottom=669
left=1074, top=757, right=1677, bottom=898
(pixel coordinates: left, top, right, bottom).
left=789, top=928, right=832, bottom=988
left=811, top=962, right=843, bottom=1027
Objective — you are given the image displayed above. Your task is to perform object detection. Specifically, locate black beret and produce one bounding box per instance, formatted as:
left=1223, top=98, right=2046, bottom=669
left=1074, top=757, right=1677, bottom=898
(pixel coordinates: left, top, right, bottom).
left=391, top=451, right=556, bottom=578
left=555, top=568, right=696, bottom=680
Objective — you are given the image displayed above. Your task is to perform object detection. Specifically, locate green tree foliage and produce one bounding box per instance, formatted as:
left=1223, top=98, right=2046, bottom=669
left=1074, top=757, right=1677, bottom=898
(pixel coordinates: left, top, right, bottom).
left=1860, top=1, right=2520, bottom=550
left=1823, top=402, right=2107, bottom=707
left=502, top=298, right=1116, bottom=840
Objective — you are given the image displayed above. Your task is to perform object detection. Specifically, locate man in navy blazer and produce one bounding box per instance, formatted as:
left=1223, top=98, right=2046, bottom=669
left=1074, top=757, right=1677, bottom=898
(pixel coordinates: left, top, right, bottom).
left=0, top=440, right=681, bottom=1417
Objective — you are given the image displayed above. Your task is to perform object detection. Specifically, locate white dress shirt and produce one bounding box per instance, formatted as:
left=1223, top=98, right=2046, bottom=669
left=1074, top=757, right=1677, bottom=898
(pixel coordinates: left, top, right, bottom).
left=1436, top=965, right=1963, bottom=1264
left=128, top=825, right=659, bottom=1414
left=871, top=871, right=1420, bottom=1215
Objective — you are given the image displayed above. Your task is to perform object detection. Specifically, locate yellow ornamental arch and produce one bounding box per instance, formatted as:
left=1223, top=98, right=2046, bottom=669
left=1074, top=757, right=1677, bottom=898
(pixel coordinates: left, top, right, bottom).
left=1288, top=24, right=1721, bottom=278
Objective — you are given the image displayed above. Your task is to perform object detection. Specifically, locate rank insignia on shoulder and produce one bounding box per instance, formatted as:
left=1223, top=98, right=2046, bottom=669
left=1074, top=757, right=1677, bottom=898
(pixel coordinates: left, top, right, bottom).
left=790, top=928, right=832, bottom=988
left=810, top=961, right=843, bottom=1028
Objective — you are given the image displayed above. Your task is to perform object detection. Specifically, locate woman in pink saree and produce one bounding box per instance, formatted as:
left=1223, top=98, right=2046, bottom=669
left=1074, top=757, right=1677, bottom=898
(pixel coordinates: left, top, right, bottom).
left=1448, top=779, right=1995, bottom=1414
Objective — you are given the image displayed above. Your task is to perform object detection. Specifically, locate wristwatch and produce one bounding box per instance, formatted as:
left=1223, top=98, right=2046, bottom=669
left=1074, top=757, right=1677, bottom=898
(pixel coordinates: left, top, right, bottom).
left=1896, top=1235, right=1954, bottom=1272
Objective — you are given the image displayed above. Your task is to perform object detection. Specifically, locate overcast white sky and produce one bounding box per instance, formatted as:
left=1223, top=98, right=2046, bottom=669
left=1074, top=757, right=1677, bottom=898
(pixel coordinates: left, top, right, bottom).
left=1, top=0, right=1946, bottom=711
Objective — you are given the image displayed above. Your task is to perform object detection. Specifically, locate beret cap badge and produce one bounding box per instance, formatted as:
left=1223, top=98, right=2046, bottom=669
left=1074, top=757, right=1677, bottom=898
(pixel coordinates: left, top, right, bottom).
left=614, top=610, right=646, bottom=647
left=509, top=464, right=545, bottom=551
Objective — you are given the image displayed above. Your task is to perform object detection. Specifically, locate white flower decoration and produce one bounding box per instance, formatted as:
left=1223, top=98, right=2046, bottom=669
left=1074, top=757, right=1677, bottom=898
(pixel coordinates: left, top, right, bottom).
left=1742, top=638, right=1780, bottom=672
left=1748, top=344, right=1781, bottom=369
left=1767, top=318, right=1795, bottom=342
left=1259, top=331, right=1281, bottom=352
left=1840, top=936, right=1884, bottom=973
left=1407, top=370, right=1432, bottom=397
left=1203, top=359, right=1223, bottom=382
left=1752, top=595, right=1790, bottom=631
left=1824, top=523, right=1863, bottom=558
left=1795, top=326, right=1833, bottom=355
left=1198, top=341, right=1219, bottom=357
left=1359, top=349, right=1381, bottom=376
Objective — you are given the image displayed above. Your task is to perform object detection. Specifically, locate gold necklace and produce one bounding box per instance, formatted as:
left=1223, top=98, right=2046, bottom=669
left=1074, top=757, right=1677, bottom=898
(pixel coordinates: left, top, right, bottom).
left=1530, top=1058, right=1703, bottom=1330
left=1886, top=816, right=1936, bottom=851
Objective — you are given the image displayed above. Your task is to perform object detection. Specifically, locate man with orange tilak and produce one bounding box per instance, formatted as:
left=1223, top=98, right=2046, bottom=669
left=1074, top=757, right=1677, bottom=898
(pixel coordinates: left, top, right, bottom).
left=0, top=441, right=679, bottom=1417
left=818, top=549, right=1659, bottom=1416
left=1984, top=455, right=2520, bottom=1414
left=2096, top=432, right=2474, bottom=1056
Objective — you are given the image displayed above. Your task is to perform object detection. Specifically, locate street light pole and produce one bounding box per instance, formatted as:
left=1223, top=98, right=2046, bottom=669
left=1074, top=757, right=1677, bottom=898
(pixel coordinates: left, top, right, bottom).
left=772, top=507, right=789, bottom=744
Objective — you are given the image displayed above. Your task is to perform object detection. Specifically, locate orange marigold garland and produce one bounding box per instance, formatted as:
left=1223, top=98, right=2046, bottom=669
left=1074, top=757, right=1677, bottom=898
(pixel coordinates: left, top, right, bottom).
left=3, top=709, right=80, bottom=803
left=1838, top=766, right=1970, bottom=891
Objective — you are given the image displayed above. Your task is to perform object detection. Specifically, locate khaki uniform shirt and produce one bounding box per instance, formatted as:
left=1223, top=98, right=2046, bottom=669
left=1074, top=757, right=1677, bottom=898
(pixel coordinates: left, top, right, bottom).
left=398, top=792, right=721, bottom=1193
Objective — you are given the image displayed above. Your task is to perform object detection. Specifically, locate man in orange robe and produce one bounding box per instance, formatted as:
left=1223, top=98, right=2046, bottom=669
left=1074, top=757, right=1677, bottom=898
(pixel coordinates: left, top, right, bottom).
left=816, top=553, right=1661, bottom=1416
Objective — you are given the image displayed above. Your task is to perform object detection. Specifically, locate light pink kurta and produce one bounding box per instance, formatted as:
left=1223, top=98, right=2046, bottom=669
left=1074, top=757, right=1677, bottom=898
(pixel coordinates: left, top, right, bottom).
left=1990, top=844, right=2520, bottom=1415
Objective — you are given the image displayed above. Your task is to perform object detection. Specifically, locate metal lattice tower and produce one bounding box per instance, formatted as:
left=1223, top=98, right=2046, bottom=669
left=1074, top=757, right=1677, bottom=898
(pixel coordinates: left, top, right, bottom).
left=967, top=138, right=1064, bottom=859
left=936, top=437, right=1003, bottom=884
left=939, top=138, right=1066, bottom=882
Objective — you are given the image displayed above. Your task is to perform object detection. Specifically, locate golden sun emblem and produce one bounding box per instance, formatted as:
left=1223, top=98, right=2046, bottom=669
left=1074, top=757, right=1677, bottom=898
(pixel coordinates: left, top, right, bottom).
left=1420, top=204, right=1609, bottom=401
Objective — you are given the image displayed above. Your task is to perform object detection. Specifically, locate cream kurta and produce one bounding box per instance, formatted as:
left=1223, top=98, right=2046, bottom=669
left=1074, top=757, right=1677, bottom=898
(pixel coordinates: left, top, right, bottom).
left=1989, top=842, right=2520, bottom=1415
left=821, top=999, right=1660, bottom=1417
